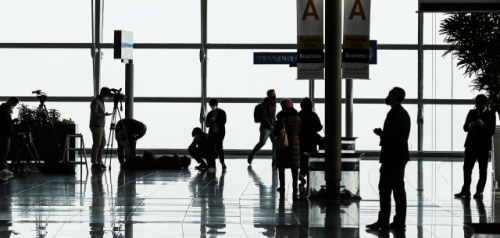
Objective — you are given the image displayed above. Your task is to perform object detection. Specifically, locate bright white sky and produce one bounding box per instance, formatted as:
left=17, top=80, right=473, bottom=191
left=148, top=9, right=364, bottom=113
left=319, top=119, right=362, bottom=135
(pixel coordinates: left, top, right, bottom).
left=0, top=0, right=484, bottom=151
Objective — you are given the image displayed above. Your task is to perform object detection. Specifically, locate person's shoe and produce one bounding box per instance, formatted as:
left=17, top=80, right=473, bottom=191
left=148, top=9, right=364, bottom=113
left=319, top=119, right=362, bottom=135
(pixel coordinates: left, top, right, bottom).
left=277, top=187, right=285, bottom=193
left=221, top=164, right=227, bottom=170
left=454, top=192, right=471, bottom=198
left=97, top=163, right=106, bottom=169
left=0, top=169, right=14, bottom=176
left=272, top=160, right=276, bottom=169
left=207, top=166, right=216, bottom=172
left=473, top=192, right=483, bottom=199
left=366, top=222, right=390, bottom=230
left=247, top=155, right=253, bottom=165
left=389, top=223, right=406, bottom=229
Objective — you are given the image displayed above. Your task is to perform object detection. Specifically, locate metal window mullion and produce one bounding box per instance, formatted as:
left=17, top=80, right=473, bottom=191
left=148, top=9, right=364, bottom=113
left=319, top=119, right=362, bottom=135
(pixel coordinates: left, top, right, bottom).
left=200, top=0, right=208, bottom=132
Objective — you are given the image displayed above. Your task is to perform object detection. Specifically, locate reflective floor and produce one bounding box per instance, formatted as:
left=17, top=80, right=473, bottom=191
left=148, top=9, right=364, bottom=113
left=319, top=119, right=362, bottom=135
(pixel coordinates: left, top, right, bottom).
left=0, top=158, right=499, bottom=237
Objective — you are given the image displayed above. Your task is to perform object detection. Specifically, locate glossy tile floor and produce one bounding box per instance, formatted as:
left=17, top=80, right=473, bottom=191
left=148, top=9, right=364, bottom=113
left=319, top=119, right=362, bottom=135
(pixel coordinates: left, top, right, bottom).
left=0, top=157, right=499, bottom=238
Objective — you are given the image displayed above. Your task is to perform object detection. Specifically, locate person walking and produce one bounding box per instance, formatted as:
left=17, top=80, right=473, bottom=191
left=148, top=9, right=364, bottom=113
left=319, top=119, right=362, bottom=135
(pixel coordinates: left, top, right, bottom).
left=455, top=94, right=496, bottom=199
left=206, top=99, right=227, bottom=170
left=248, top=89, right=277, bottom=167
left=273, top=99, right=301, bottom=193
left=90, top=87, right=112, bottom=171
left=366, top=87, right=411, bottom=230
left=0, top=97, right=19, bottom=175
left=298, top=98, right=323, bottom=184
left=188, top=127, right=218, bottom=172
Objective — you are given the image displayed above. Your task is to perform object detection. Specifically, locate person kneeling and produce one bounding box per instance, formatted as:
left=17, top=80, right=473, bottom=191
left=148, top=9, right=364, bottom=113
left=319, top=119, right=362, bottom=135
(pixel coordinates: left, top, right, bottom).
left=188, top=127, right=217, bottom=172
left=115, top=119, right=147, bottom=167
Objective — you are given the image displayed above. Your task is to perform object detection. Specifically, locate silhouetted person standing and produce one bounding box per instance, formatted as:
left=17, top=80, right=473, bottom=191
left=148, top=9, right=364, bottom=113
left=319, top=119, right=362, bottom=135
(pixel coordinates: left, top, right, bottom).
left=455, top=94, right=496, bottom=199
left=367, top=87, right=411, bottom=230
left=206, top=99, right=227, bottom=170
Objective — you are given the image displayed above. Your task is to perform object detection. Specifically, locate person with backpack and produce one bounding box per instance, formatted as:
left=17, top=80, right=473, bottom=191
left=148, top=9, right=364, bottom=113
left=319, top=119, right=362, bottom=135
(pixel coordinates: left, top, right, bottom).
left=248, top=89, right=277, bottom=167
left=273, top=99, right=301, bottom=193
left=188, top=127, right=218, bottom=172
left=206, top=99, right=227, bottom=170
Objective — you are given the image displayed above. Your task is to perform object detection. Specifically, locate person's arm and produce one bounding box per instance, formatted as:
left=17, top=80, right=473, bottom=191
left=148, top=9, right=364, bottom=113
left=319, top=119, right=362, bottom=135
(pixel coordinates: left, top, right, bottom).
left=215, top=110, right=227, bottom=125
left=206, top=111, right=213, bottom=127
left=312, top=112, right=323, bottom=132
left=486, top=111, right=496, bottom=136
left=297, top=116, right=302, bottom=134
left=463, top=111, right=474, bottom=132
left=188, top=135, right=201, bottom=150
left=261, top=102, right=272, bottom=129
left=273, top=117, right=284, bottom=136
left=380, top=111, right=398, bottom=144
left=90, top=99, right=105, bottom=119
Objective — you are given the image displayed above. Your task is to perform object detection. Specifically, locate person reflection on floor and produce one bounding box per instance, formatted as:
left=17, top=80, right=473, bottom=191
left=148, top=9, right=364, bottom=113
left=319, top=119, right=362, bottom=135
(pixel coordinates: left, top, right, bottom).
left=90, top=171, right=105, bottom=238
left=115, top=170, right=137, bottom=238
left=0, top=177, right=12, bottom=238
left=247, top=166, right=278, bottom=237
left=366, top=229, right=407, bottom=238
left=460, top=197, right=488, bottom=238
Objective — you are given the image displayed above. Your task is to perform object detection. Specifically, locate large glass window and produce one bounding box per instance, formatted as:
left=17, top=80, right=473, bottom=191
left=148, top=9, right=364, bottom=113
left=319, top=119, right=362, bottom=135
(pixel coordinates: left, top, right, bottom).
left=0, top=1, right=91, bottom=43
left=0, top=49, right=93, bottom=97
left=100, top=49, right=201, bottom=97
left=207, top=50, right=309, bottom=98
left=102, top=0, right=200, bottom=43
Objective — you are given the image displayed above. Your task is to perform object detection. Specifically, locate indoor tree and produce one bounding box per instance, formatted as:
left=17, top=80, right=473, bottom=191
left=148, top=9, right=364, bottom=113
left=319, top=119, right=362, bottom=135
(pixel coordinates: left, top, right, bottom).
left=440, top=13, right=500, bottom=116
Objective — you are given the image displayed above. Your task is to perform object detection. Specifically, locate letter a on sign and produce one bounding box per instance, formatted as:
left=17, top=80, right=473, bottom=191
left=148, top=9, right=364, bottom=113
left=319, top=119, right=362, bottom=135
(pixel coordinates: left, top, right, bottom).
left=349, top=0, right=367, bottom=20
left=302, top=0, right=319, bottom=20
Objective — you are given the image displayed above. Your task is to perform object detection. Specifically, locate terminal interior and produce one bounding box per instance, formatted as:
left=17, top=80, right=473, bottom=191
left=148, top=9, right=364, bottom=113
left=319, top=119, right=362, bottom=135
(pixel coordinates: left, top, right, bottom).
left=1, top=0, right=500, bottom=237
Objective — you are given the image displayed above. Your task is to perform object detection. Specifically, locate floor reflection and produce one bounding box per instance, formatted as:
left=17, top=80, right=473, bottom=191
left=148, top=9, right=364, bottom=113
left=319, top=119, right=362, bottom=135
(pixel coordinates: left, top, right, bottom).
left=0, top=159, right=497, bottom=237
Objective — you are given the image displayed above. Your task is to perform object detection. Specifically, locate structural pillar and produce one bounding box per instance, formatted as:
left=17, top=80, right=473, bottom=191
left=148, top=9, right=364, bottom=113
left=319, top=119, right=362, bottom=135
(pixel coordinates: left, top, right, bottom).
left=417, top=12, right=424, bottom=151
left=309, top=79, right=315, bottom=111
left=125, top=60, right=134, bottom=119
left=200, top=0, right=208, bottom=131
left=325, top=0, right=343, bottom=199
left=92, top=0, right=104, bottom=97
left=346, top=79, right=354, bottom=137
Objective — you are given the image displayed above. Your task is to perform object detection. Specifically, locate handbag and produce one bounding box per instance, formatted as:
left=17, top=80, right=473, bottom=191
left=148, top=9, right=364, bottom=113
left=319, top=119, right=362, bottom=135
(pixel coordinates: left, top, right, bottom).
left=274, top=120, right=289, bottom=149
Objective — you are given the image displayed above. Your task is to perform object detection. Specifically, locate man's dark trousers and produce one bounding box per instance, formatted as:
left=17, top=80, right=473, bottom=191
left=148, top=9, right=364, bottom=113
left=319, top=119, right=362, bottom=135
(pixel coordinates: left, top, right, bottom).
left=378, top=162, right=407, bottom=225
left=462, top=148, right=489, bottom=194
left=189, top=149, right=216, bottom=167
left=210, top=133, right=225, bottom=164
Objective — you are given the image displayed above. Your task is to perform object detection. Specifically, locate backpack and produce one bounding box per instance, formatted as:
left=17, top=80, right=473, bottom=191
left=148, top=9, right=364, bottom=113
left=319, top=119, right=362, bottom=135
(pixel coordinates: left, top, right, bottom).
left=254, top=103, right=262, bottom=123
left=158, top=155, right=183, bottom=170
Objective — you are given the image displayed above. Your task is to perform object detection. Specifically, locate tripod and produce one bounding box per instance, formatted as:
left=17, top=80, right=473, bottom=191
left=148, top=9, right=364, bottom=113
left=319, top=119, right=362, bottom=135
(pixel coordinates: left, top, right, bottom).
left=11, top=130, right=42, bottom=172
left=103, top=98, right=133, bottom=171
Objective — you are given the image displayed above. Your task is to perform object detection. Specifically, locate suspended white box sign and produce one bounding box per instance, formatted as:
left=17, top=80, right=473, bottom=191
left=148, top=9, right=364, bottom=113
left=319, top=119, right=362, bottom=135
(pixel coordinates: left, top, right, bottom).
left=419, top=0, right=500, bottom=12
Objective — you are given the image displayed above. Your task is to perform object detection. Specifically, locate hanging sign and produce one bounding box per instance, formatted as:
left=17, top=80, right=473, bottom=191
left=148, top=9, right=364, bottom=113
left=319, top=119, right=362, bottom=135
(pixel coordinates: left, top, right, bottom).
left=419, top=0, right=500, bottom=12
left=342, top=0, right=371, bottom=79
left=297, top=0, right=324, bottom=79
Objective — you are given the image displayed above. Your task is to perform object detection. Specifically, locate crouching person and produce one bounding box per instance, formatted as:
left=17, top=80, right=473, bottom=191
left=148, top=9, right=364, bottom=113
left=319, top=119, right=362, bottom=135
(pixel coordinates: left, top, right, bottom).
left=115, top=119, right=147, bottom=167
left=188, top=127, right=217, bottom=172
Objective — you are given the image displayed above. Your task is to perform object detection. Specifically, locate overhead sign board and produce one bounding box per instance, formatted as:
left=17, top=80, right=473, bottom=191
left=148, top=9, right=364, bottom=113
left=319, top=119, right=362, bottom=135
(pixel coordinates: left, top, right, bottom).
left=419, top=0, right=500, bottom=12
left=342, top=0, right=371, bottom=79
left=297, top=0, right=324, bottom=79
left=114, top=30, right=133, bottom=60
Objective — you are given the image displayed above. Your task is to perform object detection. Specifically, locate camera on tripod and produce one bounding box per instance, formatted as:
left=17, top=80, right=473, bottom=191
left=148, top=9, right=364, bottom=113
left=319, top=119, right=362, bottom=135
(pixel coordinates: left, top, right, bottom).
left=32, top=90, right=48, bottom=105
left=17, top=126, right=32, bottom=144
left=109, top=88, right=125, bottom=101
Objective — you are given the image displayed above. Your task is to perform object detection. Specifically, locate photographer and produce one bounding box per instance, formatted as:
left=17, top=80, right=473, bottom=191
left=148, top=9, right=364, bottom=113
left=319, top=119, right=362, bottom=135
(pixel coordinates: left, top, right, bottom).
left=89, top=87, right=112, bottom=170
left=0, top=97, right=19, bottom=175
left=115, top=119, right=147, bottom=165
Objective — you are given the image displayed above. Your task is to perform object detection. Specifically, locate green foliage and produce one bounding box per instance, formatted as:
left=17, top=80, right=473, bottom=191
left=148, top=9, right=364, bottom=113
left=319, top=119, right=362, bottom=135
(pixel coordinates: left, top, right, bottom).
left=440, top=13, right=500, bottom=114
left=16, top=104, right=75, bottom=125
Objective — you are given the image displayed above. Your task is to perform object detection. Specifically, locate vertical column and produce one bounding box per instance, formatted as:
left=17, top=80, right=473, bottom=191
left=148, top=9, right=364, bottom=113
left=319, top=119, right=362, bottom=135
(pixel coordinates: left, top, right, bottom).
left=93, top=0, right=104, bottom=97
left=125, top=61, right=134, bottom=119
left=325, top=0, right=343, bottom=199
left=309, top=79, right=315, bottom=111
left=418, top=12, right=424, bottom=151
left=200, top=0, right=208, bottom=131
left=346, top=79, right=353, bottom=137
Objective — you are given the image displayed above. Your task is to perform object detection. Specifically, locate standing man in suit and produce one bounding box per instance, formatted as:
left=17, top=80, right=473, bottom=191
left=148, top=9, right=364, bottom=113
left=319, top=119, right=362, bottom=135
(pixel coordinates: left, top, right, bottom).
left=455, top=94, right=496, bottom=199
left=367, top=87, right=411, bottom=230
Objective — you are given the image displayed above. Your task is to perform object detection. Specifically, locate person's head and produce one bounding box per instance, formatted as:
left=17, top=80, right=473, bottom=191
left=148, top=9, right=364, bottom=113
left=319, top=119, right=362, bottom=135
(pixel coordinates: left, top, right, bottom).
left=267, top=89, right=276, bottom=101
left=99, top=87, right=112, bottom=98
left=386, top=87, right=406, bottom=106
left=192, top=127, right=202, bottom=137
left=300, top=97, right=313, bottom=111
left=475, top=94, right=488, bottom=110
left=209, top=99, right=218, bottom=110
left=5, top=97, right=19, bottom=109
left=280, top=99, right=293, bottom=109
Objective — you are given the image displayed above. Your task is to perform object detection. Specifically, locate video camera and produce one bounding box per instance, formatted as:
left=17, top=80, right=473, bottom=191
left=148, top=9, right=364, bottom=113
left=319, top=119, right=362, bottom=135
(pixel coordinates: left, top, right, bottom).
left=17, top=126, right=32, bottom=144
left=109, top=88, right=125, bottom=101
left=32, top=90, right=48, bottom=105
